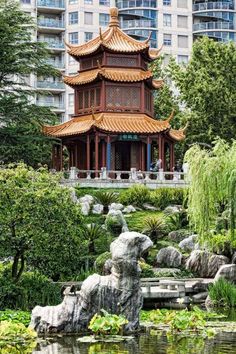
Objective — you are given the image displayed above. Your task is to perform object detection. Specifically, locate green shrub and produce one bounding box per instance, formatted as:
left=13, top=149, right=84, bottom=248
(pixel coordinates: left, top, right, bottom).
left=142, top=215, right=166, bottom=242
left=165, top=210, right=188, bottom=230
left=88, top=309, right=128, bottom=335
left=207, top=233, right=236, bottom=257
left=208, top=278, right=236, bottom=307
left=0, top=266, right=61, bottom=310
left=95, top=252, right=112, bottom=274
left=119, top=185, right=151, bottom=207
left=94, top=191, right=118, bottom=213
left=139, top=261, right=155, bottom=278
left=0, top=321, right=37, bottom=353
left=150, top=188, right=185, bottom=210
left=105, top=214, right=125, bottom=236
left=0, top=310, right=31, bottom=327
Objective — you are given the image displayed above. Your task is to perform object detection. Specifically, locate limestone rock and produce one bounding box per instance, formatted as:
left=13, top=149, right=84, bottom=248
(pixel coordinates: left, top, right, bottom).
left=80, top=202, right=90, bottom=216
left=164, top=205, right=183, bottom=214
left=156, top=246, right=183, bottom=268
left=214, top=264, right=236, bottom=284
left=123, top=205, right=136, bottom=213
left=186, top=250, right=230, bottom=278
left=179, top=235, right=198, bottom=253
left=153, top=267, right=182, bottom=277
left=79, top=194, right=94, bottom=205
left=30, top=232, right=153, bottom=334
left=105, top=209, right=128, bottom=233
left=232, top=252, right=236, bottom=264
left=143, top=203, right=158, bottom=211
left=109, top=203, right=124, bottom=211
left=168, top=229, right=192, bottom=243
left=192, top=292, right=208, bottom=304
left=103, top=259, right=112, bottom=275
left=92, top=204, right=104, bottom=215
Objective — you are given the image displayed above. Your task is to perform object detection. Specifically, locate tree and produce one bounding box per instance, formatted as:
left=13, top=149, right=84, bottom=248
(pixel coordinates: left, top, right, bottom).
left=0, top=164, right=85, bottom=282
left=0, top=0, right=60, bottom=166
left=185, top=139, right=236, bottom=242
left=169, top=37, right=236, bottom=147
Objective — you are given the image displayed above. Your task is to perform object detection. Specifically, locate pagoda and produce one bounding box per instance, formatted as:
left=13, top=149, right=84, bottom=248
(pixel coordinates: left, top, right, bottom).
left=44, top=7, right=186, bottom=172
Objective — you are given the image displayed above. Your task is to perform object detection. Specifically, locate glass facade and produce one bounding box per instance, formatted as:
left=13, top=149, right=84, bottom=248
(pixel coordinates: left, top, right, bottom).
left=193, top=0, right=236, bottom=42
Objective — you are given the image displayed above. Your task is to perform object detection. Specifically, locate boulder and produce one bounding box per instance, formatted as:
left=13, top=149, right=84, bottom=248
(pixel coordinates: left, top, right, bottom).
left=109, top=203, right=124, bottom=211
left=92, top=204, right=104, bottom=215
left=79, top=194, right=94, bottom=205
left=192, top=292, right=208, bottom=304
left=168, top=229, right=192, bottom=243
left=80, top=202, right=90, bottom=216
left=143, top=203, right=158, bottom=211
left=164, top=205, right=183, bottom=214
left=103, top=259, right=112, bottom=275
left=123, top=205, right=136, bottom=213
left=105, top=209, right=129, bottom=233
left=156, top=246, right=183, bottom=268
left=214, top=264, right=236, bottom=284
left=153, top=267, right=182, bottom=277
left=179, top=235, right=198, bottom=253
left=186, top=250, right=230, bottom=278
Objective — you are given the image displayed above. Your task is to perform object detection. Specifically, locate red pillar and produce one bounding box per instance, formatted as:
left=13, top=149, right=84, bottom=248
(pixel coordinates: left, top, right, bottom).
left=86, top=135, right=90, bottom=170
left=95, top=133, right=99, bottom=176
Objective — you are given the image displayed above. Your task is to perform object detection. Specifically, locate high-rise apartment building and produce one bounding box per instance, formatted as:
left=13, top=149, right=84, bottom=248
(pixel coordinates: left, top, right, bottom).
left=20, top=0, right=235, bottom=122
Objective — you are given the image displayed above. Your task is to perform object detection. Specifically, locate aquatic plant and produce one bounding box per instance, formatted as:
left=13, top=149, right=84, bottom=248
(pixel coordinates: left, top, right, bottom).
left=208, top=278, right=236, bottom=308
left=88, top=310, right=128, bottom=336
left=0, top=310, right=31, bottom=327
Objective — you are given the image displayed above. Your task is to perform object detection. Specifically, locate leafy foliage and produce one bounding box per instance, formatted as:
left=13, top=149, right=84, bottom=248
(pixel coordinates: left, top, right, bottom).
left=89, top=310, right=128, bottom=336
left=81, top=223, right=107, bottom=255
left=185, top=139, right=236, bottom=242
left=94, top=191, right=118, bottom=213
left=142, top=215, right=166, bottom=242
left=150, top=188, right=185, bottom=210
left=169, top=37, right=236, bottom=148
left=209, top=278, right=236, bottom=308
left=165, top=209, right=188, bottom=230
left=0, top=164, right=84, bottom=281
left=95, top=252, right=112, bottom=274
left=0, top=321, right=36, bottom=353
left=0, top=0, right=59, bottom=166
left=119, top=185, right=151, bottom=207
left=139, top=260, right=155, bottom=278
left=0, top=265, right=61, bottom=310
left=0, top=310, right=31, bottom=327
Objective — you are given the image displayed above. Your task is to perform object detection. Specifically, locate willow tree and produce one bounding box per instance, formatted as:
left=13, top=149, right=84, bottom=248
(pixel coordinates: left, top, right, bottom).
left=185, top=139, right=236, bottom=242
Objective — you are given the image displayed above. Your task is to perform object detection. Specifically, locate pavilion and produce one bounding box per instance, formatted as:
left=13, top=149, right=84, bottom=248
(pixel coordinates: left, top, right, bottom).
left=44, top=7, right=186, bottom=173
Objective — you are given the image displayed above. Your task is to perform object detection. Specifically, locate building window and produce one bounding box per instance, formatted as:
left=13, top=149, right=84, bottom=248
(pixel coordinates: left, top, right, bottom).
left=69, top=32, right=78, bottom=44
left=177, top=15, right=188, bottom=28
left=84, top=32, right=93, bottom=42
left=99, top=13, right=109, bottom=26
left=163, top=33, right=172, bottom=46
left=177, top=0, right=188, bottom=8
left=163, top=14, right=171, bottom=27
left=178, top=35, right=188, bottom=48
left=84, top=12, right=93, bottom=25
left=69, top=0, right=78, bottom=3
left=84, top=0, right=93, bottom=4
left=78, top=87, right=101, bottom=111
left=163, top=0, right=171, bottom=5
left=69, top=12, right=78, bottom=25
left=178, top=55, right=188, bottom=64
left=99, top=0, right=110, bottom=5
left=69, top=94, right=74, bottom=107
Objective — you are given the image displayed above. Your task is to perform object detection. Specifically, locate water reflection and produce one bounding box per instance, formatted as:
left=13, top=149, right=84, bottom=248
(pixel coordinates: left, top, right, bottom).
left=33, top=332, right=236, bottom=354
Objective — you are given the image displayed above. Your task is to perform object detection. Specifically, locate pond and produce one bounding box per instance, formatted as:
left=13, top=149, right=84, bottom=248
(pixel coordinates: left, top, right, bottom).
left=33, top=331, right=236, bottom=354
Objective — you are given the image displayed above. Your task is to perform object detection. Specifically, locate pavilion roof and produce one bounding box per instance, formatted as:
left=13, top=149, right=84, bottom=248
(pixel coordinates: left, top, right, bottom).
left=63, top=67, right=163, bottom=88
left=43, top=112, right=185, bottom=141
left=66, top=8, right=161, bottom=61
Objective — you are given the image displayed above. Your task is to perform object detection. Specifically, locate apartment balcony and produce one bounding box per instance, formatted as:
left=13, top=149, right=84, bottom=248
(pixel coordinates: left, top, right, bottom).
left=193, top=21, right=235, bottom=32
left=46, top=59, right=65, bottom=69
left=193, top=2, right=234, bottom=12
left=37, top=0, right=65, bottom=13
left=37, top=18, right=65, bottom=33
left=37, top=100, right=65, bottom=111
left=37, top=80, right=65, bottom=92
left=121, top=19, right=157, bottom=29
left=117, top=0, right=157, bottom=9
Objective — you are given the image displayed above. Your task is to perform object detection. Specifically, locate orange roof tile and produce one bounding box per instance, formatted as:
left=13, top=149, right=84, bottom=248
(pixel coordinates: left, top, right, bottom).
left=43, top=112, right=171, bottom=137
left=66, top=8, right=161, bottom=60
left=63, top=68, right=155, bottom=86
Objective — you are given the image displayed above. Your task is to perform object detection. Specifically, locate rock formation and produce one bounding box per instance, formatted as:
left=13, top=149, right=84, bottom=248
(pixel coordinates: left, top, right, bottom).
left=30, top=232, right=153, bottom=334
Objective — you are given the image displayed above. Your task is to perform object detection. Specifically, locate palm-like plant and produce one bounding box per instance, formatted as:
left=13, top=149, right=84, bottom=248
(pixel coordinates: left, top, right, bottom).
left=165, top=210, right=188, bottom=230
left=94, top=191, right=118, bottom=214
left=142, top=215, right=166, bottom=242
left=81, top=224, right=104, bottom=254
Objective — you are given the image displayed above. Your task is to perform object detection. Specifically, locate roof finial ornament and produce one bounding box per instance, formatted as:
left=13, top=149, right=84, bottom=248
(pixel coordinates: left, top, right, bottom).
left=99, top=27, right=103, bottom=41
left=145, top=32, right=152, bottom=44
left=181, top=121, right=189, bottom=132
left=109, top=7, right=119, bottom=27
left=167, top=109, right=175, bottom=122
